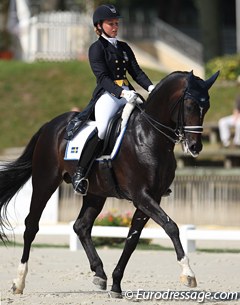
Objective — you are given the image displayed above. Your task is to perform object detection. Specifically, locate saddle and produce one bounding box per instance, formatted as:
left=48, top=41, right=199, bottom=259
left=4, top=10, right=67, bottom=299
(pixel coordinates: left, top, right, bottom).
left=64, top=106, right=125, bottom=161
left=65, top=113, right=84, bottom=140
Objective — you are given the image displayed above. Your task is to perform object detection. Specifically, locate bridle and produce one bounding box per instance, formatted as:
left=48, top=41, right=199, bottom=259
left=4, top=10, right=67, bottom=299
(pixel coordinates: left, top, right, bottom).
left=136, top=84, right=209, bottom=145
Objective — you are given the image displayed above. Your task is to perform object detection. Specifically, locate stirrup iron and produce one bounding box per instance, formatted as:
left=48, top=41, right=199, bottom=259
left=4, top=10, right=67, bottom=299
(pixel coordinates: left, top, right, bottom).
left=74, top=177, right=89, bottom=196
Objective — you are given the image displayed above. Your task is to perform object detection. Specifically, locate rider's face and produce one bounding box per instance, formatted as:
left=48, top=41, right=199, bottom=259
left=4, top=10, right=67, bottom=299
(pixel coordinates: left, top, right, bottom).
left=101, top=18, right=119, bottom=37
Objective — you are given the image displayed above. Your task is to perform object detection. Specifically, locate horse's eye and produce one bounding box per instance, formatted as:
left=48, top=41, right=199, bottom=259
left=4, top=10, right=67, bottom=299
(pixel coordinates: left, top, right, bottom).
left=185, top=104, right=195, bottom=112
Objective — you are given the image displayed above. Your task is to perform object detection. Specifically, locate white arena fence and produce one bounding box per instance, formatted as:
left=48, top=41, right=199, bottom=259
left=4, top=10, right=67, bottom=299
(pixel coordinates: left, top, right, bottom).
left=6, top=224, right=240, bottom=254
left=59, top=168, right=240, bottom=226
left=27, top=11, right=94, bottom=61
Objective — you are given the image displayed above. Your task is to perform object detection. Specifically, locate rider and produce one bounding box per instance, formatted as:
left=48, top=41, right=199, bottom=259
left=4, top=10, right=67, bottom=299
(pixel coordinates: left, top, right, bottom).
left=72, top=4, right=155, bottom=195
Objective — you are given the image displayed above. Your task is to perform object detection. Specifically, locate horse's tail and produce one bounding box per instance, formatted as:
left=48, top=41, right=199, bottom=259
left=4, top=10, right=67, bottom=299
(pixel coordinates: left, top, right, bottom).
left=0, top=123, right=47, bottom=241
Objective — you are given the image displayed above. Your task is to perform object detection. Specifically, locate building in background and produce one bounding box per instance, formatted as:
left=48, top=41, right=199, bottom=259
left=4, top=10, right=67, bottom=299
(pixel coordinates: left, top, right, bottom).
left=0, top=0, right=239, bottom=70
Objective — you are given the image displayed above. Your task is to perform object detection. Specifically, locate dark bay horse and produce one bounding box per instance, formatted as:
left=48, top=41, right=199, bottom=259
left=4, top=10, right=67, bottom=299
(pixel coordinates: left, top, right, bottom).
left=0, top=70, right=219, bottom=297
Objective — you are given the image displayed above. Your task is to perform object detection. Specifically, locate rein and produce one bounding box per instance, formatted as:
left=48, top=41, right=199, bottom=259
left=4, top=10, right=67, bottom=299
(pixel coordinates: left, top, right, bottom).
left=136, top=89, right=204, bottom=144
left=137, top=104, right=181, bottom=144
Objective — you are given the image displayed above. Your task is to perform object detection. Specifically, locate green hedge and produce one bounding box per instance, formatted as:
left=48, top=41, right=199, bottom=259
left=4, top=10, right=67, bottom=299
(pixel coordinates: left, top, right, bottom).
left=206, top=54, right=240, bottom=81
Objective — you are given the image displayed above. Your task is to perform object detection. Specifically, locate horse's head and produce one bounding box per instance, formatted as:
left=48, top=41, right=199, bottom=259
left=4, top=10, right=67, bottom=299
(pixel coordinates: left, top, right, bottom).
left=144, top=70, right=219, bottom=157
left=177, top=70, right=219, bottom=156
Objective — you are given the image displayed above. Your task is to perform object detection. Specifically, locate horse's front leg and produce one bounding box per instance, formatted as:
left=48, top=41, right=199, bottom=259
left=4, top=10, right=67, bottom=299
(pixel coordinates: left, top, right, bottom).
left=110, top=209, right=149, bottom=298
left=73, top=194, right=107, bottom=290
left=136, top=192, right=197, bottom=288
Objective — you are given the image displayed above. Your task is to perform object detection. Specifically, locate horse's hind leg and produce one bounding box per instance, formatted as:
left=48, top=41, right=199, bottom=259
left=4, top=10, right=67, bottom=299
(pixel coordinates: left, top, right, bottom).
left=12, top=177, right=61, bottom=294
left=111, top=209, right=149, bottom=297
left=73, top=194, right=107, bottom=290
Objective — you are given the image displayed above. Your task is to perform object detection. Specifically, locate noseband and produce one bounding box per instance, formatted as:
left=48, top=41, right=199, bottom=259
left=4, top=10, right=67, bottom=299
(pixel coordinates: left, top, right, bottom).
left=138, top=84, right=209, bottom=144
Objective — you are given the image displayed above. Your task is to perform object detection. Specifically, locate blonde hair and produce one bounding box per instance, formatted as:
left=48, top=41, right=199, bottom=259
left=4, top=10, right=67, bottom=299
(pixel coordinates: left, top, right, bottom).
left=94, top=26, right=102, bottom=36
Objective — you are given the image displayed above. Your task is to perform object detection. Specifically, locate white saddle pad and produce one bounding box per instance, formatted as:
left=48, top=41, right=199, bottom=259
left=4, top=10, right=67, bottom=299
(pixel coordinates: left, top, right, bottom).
left=64, top=121, right=127, bottom=162
left=64, top=121, right=96, bottom=160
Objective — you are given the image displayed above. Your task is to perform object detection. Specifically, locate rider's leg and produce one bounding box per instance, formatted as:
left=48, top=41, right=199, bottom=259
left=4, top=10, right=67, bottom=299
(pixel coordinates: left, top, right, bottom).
left=95, top=91, right=126, bottom=139
left=72, top=91, right=126, bottom=195
left=72, top=129, right=102, bottom=194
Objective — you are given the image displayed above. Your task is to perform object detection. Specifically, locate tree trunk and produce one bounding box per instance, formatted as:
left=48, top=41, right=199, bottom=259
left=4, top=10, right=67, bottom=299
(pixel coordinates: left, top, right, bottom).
left=0, top=0, right=9, bottom=31
left=195, top=0, right=222, bottom=62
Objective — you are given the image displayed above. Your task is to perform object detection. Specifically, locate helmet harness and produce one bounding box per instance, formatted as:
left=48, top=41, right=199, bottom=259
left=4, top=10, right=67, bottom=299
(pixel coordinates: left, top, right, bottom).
left=93, top=4, right=121, bottom=37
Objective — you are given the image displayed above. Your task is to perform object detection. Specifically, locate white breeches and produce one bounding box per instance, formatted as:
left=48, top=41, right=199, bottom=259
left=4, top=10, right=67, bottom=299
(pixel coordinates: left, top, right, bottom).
left=95, top=86, right=129, bottom=139
left=218, top=115, right=240, bottom=146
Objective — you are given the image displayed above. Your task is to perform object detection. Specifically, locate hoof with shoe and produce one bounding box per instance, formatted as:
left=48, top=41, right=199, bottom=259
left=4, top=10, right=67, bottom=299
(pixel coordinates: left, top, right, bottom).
left=108, top=290, right=123, bottom=299
left=180, top=274, right=197, bottom=288
left=12, top=282, right=23, bottom=294
left=93, top=276, right=107, bottom=290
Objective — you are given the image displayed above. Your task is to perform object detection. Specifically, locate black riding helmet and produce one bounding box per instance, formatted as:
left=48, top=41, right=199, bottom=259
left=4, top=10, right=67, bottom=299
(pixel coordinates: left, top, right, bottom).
left=93, top=4, right=122, bottom=26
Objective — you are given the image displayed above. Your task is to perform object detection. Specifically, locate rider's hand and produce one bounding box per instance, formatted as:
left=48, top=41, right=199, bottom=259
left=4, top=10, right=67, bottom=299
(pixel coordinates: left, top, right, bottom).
left=121, top=89, right=137, bottom=104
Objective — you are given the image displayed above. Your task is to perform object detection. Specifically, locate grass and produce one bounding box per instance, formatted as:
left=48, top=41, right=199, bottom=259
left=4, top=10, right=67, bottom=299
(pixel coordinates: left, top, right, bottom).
left=0, top=61, right=96, bottom=148
left=0, top=60, right=238, bottom=149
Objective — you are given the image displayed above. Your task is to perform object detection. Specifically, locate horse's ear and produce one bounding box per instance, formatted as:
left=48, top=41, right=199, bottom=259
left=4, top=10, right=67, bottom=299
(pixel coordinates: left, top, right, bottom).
left=205, top=71, right=220, bottom=90
left=188, top=70, right=194, bottom=79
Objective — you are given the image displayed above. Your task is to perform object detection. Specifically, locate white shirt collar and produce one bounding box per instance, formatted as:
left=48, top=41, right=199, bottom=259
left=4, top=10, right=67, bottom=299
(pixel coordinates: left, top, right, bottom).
left=101, top=34, right=118, bottom=47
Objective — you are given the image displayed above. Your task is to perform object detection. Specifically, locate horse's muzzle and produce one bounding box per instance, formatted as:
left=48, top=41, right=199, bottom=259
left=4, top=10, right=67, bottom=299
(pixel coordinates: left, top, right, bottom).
left=182, top=139, right=202, bottom=157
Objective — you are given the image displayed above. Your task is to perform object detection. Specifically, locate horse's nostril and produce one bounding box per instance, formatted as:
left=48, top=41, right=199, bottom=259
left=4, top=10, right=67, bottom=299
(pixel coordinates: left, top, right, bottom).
left=190, top=142, right=202, bottom=153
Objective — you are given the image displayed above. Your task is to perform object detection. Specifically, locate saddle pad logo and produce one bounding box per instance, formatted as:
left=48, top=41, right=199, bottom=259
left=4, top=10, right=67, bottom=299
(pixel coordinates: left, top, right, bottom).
left=71, top=147, right=79, bottom=154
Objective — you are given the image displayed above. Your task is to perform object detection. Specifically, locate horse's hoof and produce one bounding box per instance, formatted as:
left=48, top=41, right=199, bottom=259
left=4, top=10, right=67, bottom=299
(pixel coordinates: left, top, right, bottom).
left=180, top=274, right=197, bottom=288
left=108, top=290, right=123, bottom=299
left=93, top=276, right=107, bottom=290
left=12, top=282, right=23, bottom=294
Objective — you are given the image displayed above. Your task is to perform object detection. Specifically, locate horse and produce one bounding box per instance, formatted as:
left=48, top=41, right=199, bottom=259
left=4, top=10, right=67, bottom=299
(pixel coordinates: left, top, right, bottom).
left=0, top=70, right=219, bottom=297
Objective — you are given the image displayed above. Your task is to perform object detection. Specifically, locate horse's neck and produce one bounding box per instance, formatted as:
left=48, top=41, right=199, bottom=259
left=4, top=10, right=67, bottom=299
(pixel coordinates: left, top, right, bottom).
left=145, top=95, right=171, bottom=125
left=131, top=106, right=175, bottom=150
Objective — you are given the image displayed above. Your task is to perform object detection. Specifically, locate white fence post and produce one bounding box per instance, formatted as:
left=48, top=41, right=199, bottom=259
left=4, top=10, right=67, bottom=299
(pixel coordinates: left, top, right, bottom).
left=69, top=221, right=82, bottom=251
left=180, top=224, right=196, bottom=253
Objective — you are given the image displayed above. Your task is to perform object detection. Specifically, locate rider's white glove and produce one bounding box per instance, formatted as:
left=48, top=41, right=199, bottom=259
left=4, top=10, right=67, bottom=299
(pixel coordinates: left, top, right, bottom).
left=121, top=89, right=143, bottom=104
left=121, top=89, right=137, bottom=104
left=148, top=84, right=155, bottom=93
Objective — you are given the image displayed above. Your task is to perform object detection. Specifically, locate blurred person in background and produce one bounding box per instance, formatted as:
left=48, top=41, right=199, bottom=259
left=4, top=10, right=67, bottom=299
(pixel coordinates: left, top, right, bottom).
left=218, top=95, right=240, bottom=148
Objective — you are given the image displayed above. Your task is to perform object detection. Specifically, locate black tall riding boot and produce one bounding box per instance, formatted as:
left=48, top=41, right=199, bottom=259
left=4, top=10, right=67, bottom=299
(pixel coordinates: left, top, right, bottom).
left=72, top=131, right=102, bottom=195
